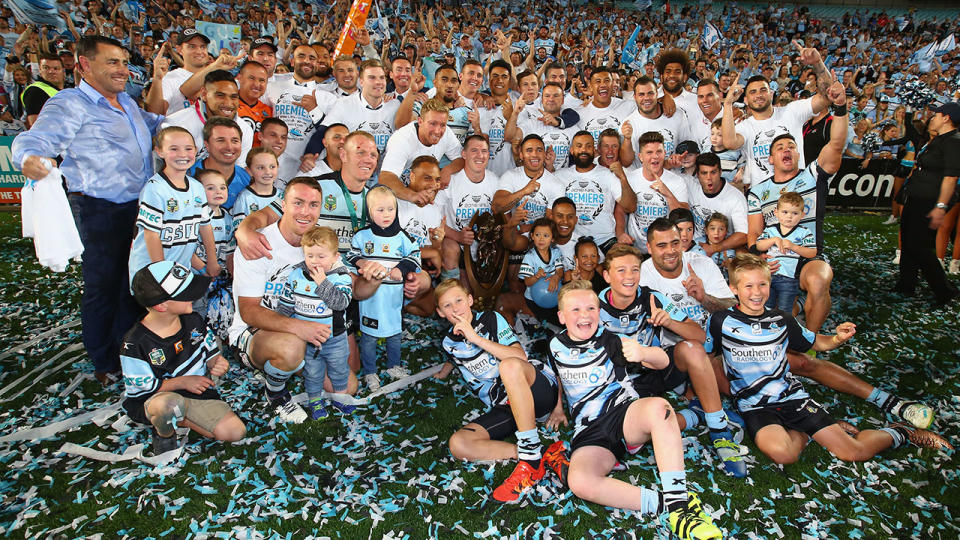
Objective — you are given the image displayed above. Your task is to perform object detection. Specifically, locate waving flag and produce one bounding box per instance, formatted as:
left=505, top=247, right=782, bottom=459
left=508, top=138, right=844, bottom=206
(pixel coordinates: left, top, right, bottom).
left=196, top=0, right=218, bottom=16
left=911, top=42, right=936, bottom=64
left=701, top=20, right=722, bottom=50
left=333, top=0, right=373, bottom=58
left=620, top=25, right=643, bottom=70
left=633, top=0, right=652, bottom=9
left=936, top=34, right=956, bottom=57
left=8, top=0, right=64, bottom=30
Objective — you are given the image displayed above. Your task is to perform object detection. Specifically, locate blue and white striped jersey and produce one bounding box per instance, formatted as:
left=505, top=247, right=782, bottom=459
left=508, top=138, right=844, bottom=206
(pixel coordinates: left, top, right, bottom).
left=195, top=207, right=235, bottom=267
left=548, top=327, right=638, bottom=437
left=346, top=224, right=421, bottom=337
left=129, top=172, right=211, bottom=285
left=441, top=311, right=556, bottom=408
left=757, top=224, right=816, bottom=279
left=120, top=313, right=221, bottom=417
left=519, top=246, right=564, bottom=303
left=747, top=160, right=832, bottom=250
left=277, top=261, right=353, bottom=335
left=597, top=286, right=685, bottom=346
left=704, top=308, right=815, bottom=412
left=231, top=186, right=281, bottom=231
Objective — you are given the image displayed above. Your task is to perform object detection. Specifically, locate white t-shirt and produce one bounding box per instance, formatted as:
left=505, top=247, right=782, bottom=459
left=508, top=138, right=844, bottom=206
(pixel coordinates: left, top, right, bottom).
left=626, top=168, right=689, bottom=252
left=477, top=106, right=514, bottom=176
left=437, top=170, right=499, bottom=230
left=228, top=222, right=306, bottom=343
left=322, top=92, right=401, bottom=155
left=161, top=68, right=194, bottom=115
left=517, top=109, right=580, bottom=171
left=398, top=199, right=442, bottom=248
left=735, top=98, right=814, bottom=186
left=639, top=251, right=734, bottom=345
left=687, top=180, right=749, bottom=242
left=686, top=107, right=724, bottom=153
left=264, top=78, right=337, bottom=182
left=161, top=106, right=254, bottom=166
left=380, top=122, right=462, bottom=185
left=621, top=109, right=689, bottom=168
left=498, top=167, right=566, bottom=224
left=554, top=165, right=622, bottom=245
left=576, top=98, right=637, bottom=145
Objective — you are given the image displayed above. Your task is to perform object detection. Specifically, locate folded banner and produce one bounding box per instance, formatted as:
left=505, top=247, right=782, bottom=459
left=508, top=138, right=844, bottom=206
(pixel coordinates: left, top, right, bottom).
left=8, top=0, right=64, bottom=30
left=333, top=0, right=373, bottom=58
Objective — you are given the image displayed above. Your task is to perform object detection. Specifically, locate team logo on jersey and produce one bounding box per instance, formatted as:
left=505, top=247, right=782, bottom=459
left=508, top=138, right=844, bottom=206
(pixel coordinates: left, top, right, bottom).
left=472, top=196, right=482, bottom=202
left=620, top=315, right=629, bottom=326
left=569, top=348, right=580, bottom=358
left=382, top=244, right=390, bottom=253
left=642, top=193, right=654, bottom=201
left=779, top=186, right=789, bottom=194
left=762, top=189, right=771, bottom=200
left=166, top=198, right=179, bottom=212
left=364, top=241, right=374, bottom=255
left=304, top=284, right=311, bottom=292
left=251, top=203, right=260, bottom=212
left=174, top=340, right=183, bottom=353
left=325, top=195, right=337, bottom=211
left=148, top=348, right=166, bottom=366
left=751, top=323, right=762, bottom=335
left=194, top=196, right=203, bottom=205
left=670, top=293, right=684, bottom=302
left=769, top=322, right=779, bottom=330
left=190, top=329, right=203, bottom=345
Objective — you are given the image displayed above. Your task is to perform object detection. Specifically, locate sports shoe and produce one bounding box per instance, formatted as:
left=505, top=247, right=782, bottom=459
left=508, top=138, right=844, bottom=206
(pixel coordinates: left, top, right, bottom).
left=386, top=366, right=411, bottom=379
left=892, top=249, right=901, bottom=265
left=364, top=373, right=382, bottom=392
left=882, top=215, right=899, bottom=225
left=152, top=431, right=180, bottom=455
left=266, top=391, right=308, bottom=424
left=892, top=423, right=954, bottom=451
left=949, top=259, right=960, bottom=275
left=542, top=440, right=569, bottom=487
left=668, top=493, right=723, bottom=540
left=710, top=432, right=747, bottom=478
left=306, top=398, right=329, bottom=421
left=897, top=401, right=935, bottom=429
left=491, top=461, right=545, bottom=503
left=330, top=399, right=357, bottom=414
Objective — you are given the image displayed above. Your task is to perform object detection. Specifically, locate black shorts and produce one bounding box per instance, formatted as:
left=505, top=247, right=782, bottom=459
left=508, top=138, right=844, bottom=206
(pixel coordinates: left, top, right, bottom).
left=570, top=399, right=633, bottom=459
left=346, top=299, right=359, bottom=335
left=597, top=237, right=618, bottom=255
left=741, top=398, right=835, bottom=439
left=527, top=297, right=560, bottom=327
left=472, top=370, right=558, bottom=440
left=795, top=254, right=830, bottom=280
left=508, top=250, right=524, bottom=266
left=631, top=345, right=687, bottom=398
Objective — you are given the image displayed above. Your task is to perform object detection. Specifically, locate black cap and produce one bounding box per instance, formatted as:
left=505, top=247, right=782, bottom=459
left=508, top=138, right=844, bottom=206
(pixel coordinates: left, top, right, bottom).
left=251, top=37, right=278, bottom=52
left=180, top=28, right=211, bottom=45
left=675, top=140, right=701, bottom=155
left=931, top=102, right=960, bottom=125
left=132, top=261, right=211, bottom=307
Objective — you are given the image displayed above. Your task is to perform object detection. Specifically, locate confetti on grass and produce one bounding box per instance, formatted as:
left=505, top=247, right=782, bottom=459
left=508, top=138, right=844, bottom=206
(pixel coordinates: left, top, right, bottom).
left=0, top=214, right=958, bottom=537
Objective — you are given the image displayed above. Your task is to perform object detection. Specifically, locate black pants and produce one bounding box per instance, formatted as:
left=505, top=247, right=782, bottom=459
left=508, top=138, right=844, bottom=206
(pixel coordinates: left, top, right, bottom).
left=898, top=197, right=957, bottom=298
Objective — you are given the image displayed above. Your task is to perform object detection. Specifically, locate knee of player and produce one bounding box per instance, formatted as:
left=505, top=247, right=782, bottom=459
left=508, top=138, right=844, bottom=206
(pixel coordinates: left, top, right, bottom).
left=804, top=266, right=834, bottom=292
left=145, top=392, right=184, bottom=418
left=448, top=431, right=471, bottom=459
left=214, top=415, right=247, bottom=442
left=767, top=447, right=801, bottom=465
left=566, top=467, right=597, bottom=499
left=827, top=439, right=872, bottom=462
left=676, top=341, right=708, bottom=368
left=498, top=357, right=525, bottom=379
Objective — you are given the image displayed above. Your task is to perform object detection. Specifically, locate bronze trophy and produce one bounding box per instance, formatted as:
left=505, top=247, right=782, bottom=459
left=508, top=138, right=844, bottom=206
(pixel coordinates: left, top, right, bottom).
left=463, top=211, right=508, bottom=311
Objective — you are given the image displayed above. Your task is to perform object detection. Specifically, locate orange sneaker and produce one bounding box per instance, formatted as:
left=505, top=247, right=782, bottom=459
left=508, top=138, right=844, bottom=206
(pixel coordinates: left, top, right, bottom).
left=491, top=461, right=545, bottom=503
left=542, top=440, right=570, bottom=487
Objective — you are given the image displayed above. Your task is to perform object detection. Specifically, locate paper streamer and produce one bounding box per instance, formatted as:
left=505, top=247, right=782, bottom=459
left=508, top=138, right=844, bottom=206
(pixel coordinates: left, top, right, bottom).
left=0, top=342, right=85, bottom=402
left=293, top=363, right=442, bottom=406
left=0, top=402, right=121, bottom=443
left=58, top=441, right=185, bottom=466
left=0, top=318, right=80, bottom=363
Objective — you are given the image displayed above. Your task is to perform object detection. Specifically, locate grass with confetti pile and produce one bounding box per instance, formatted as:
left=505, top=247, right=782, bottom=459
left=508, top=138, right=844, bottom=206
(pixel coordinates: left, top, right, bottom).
left=0, top=210, right=958, bottom=539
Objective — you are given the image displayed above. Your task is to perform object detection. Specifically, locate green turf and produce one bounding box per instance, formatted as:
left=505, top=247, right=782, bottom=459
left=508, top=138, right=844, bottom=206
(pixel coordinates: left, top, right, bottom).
left=0, top=211, right=958, bottom=539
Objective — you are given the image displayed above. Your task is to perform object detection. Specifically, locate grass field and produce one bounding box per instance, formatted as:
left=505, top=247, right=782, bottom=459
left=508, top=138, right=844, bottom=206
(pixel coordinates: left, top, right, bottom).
left=0, top=210, right=958, bottom=539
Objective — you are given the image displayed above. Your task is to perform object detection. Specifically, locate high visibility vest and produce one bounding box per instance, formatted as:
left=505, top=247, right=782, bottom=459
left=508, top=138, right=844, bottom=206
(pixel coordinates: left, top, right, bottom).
left=20, top=80, right=58, bottom=109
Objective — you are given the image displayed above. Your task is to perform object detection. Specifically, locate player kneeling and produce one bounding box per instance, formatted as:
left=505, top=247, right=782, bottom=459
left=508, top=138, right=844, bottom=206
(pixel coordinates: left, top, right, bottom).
left=550, top=281, right=722, bottom=540
left=706, top=254, right=952, bottom=466
left=433, top=279, right=569, bottom=503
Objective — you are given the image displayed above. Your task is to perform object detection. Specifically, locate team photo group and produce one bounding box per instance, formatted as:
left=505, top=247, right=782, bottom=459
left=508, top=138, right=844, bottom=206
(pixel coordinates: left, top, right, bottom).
left=2, top=0, right=960, bottom=537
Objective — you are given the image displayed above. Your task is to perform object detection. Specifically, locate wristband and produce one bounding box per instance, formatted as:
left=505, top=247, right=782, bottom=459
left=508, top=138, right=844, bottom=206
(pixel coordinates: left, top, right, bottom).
left=830, top=103, right=847, bottom=116
left=832, top=335, right=841, bottom=344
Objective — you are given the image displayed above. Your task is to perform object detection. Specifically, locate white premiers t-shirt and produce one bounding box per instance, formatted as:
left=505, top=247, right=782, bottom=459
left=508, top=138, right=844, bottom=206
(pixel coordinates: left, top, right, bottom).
left=161, top=68, right=194, bottom=115
left=381, top=122, right=462, bottom=185
left=398, top=199, right=442, bottom=248
left=735, top=97, right=814, bottom=186
left=228, top=222, right=305, bottom=343
left=554, top=165, right=622, bottom=245
left=498, top=167, right=566, bottom=225
left=626, top=168, right=689, bottom=252
left=687, top=180, right=749, bottom=243
left=437, top=170, right=499, bottom=230
left=576, top=98, right=637, bottom=145
left=639, top=252, right=734, bottom=346
left=621, top=109, right=689, bottom=168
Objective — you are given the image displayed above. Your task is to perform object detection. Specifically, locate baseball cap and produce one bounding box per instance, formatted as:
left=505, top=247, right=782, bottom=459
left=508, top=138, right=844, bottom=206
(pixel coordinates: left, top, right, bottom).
left=180, top=28, right=211, bottom=45
left=132, top=261, right=211, bottom=307
left=251, top=37, right=278, bottom=52
left=931, top=102, right=960, bottom=125
left=675, top=140, right=701, bottom=155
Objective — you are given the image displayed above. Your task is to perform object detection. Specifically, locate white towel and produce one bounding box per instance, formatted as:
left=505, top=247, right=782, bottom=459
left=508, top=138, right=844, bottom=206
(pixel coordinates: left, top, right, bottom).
left=20, top=167, right=84, bottom=272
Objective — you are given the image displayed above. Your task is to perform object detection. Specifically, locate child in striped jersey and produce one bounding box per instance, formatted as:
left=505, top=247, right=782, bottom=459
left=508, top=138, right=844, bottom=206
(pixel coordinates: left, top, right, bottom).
left=232, top=148, right=281, bottom=231
left=704, top=212, right=738, bottom=278
left=518, top=218, right=564, bottom=326
left=192, top=170, right=236, bottom=340
left=278, top=227, right=356, bottom=420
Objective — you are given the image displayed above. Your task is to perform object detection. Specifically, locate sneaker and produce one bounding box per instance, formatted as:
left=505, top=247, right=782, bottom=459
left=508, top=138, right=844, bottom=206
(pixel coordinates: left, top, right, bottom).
left=491, top=461, right=545, bottom=503
left=897, top=401, right=935, bottom=429
left=950, top=259, right=960, bottom=275
left=364, top=373, right=382, bottom=392
left=152, top=431, right=180, bottom=455
left=330, top=399, right=357, bottom=414
left=892, top=249, right=901, bottom=265
left=882, top=215, right=899, bottom=225
left=542, top=440, right=569, bottom=487
left=668, top=493, right=723, bottom=540
left=267, top=391, right=308, bottom=424
left=709, top=432, right=747, bottom=478
left=385, top=366, right=411, bottom=379
left=892, top=423, right=954, bottom=451
left=306, top=398, right=329, bottom=421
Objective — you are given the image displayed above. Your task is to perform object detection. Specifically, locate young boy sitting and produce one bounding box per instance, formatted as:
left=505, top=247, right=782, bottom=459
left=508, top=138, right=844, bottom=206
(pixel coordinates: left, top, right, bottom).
left=706, top=254, right=952, bottom=466
left=433, top=279, right=568, bottom=503
left=550, top=280, right=722, bottom=540
left=753, top=192, right=817, bottom=311
left=122, top=262, right=247, bottom=454
left=277, top=226, right=358, bottom=420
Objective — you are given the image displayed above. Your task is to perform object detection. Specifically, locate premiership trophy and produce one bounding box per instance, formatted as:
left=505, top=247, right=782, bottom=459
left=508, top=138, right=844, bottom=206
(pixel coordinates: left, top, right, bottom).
left=463, top=212, right=508, bottom=311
